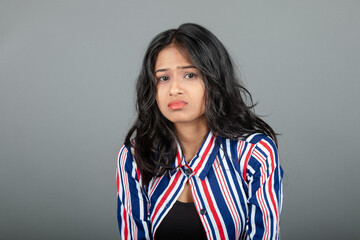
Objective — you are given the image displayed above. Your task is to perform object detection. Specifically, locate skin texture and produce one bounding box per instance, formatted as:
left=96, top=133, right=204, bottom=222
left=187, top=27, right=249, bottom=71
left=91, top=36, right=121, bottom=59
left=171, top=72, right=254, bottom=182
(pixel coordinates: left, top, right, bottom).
left=154, top=45, right=209, bottom=203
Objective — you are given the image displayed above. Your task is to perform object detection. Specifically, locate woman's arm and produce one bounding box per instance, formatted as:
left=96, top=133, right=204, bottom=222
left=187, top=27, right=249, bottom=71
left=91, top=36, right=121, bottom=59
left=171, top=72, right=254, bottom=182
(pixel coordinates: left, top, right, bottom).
left=245, top=135, right=283, bottom=240
left=116, top=145, right=151, bottom=240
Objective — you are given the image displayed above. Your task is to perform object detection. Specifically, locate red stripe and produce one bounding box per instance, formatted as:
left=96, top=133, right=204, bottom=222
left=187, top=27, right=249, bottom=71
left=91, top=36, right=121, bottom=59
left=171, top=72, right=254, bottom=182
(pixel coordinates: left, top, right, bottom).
left=200, top=180, right=225, bottom=240
left=242, top=145, right=255, bottom=180
left=123, top=207, right=128, bottom=240
left=194, top=135, right=215, bottom=173
left=116, top=171, right=120, bottom=193
left=151, top=171, right=182, bottom=223
left=136, top=167, right=140, bottom=181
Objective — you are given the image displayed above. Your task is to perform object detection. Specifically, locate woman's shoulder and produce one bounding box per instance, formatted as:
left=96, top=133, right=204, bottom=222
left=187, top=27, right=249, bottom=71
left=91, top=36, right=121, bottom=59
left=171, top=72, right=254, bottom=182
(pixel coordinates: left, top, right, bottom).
left=243, top=133, right=278, bottom=158
left=218, top=133, right=278, bottom=162
left=118, top=138, right=136, bottom=158
left=117, top=142, right=136, bottom=170
left=116, top=142, right=143, bottom=183
left=220, top=133, right=276, bottom=149
left=241, top=133, right=279, bottom=170
left=241, top=133, right=276, bottom=146
left=224, top=133, right=278, bottom=163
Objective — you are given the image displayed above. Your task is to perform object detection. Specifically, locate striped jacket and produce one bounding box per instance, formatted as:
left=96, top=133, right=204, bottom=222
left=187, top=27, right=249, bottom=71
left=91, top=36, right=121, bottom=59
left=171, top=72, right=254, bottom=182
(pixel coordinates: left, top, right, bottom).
left=116, top=132, right=283, bottom=239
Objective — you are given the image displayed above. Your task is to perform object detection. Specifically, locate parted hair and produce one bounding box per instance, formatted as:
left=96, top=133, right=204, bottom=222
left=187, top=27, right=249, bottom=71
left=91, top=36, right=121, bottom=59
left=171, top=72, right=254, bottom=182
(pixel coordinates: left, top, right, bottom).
left=125, top=23, right=277, bottom=186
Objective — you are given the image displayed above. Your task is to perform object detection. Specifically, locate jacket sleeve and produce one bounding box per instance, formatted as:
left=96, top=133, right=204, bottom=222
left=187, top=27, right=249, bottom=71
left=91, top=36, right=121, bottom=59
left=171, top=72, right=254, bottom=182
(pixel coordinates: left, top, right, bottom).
left=245, top=136, right=283, bottom=240
left=116, top=145, right=151, bottom=240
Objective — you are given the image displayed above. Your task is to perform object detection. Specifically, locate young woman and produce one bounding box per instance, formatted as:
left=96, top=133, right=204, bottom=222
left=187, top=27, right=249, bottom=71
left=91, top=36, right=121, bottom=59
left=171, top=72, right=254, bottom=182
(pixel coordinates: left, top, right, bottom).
left=116, top=23, right=283, bottom=240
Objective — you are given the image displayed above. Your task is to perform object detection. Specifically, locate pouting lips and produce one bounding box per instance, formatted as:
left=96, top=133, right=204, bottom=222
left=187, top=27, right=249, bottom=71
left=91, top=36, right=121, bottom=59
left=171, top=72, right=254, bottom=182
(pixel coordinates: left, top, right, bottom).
left=168, top=101, right=187, bottom=110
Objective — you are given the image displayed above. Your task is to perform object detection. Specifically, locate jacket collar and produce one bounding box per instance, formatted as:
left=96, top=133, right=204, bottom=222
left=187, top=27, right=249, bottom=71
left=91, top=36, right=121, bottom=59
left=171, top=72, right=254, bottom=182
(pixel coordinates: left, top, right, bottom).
left=170, top=131, right=220, bottom=180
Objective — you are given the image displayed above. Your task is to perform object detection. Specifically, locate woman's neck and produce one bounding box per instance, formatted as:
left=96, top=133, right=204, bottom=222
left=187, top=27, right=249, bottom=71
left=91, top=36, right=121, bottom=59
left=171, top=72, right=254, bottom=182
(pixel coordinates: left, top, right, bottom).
left=175, top=117, right=209, bottom=163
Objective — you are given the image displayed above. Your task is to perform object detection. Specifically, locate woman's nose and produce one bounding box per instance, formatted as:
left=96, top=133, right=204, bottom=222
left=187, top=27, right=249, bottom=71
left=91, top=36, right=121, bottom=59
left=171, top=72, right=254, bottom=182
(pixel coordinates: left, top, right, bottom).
left=169, top=77, right=183, bottom=96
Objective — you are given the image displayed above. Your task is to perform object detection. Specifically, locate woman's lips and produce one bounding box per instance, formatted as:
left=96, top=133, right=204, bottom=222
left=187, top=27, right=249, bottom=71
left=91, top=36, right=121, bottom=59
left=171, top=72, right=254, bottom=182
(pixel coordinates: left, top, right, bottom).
left=168, top=101, right=187, bottom=110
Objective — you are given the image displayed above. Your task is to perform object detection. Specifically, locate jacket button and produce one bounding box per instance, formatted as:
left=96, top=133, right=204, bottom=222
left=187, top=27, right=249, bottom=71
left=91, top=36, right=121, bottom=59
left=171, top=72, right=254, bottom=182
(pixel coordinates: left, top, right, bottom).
left=184, top=168, right=192, bottom=176
left=200, top=208, right=207, bottom=215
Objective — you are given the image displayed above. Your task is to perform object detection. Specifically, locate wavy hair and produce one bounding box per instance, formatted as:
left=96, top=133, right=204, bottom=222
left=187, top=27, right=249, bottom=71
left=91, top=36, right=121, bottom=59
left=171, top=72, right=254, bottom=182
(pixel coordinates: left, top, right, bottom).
left=125, top=23, right=277, bottom=186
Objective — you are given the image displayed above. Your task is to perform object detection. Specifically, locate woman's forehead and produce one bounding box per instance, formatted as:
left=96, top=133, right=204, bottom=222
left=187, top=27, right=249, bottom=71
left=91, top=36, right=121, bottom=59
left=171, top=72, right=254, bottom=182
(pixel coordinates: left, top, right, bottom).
left=155, top=45, right=194, bottom=71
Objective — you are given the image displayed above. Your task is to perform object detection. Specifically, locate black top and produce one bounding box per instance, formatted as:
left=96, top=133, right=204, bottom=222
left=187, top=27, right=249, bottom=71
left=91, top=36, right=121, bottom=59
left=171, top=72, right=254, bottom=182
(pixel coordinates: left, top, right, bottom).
left=155, top=201, right=207, bottom=240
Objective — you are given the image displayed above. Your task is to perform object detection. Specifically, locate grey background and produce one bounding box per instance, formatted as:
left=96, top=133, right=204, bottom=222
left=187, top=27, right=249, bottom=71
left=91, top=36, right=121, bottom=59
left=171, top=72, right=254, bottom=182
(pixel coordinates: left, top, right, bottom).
left=1, top=0, right=359, bottom=239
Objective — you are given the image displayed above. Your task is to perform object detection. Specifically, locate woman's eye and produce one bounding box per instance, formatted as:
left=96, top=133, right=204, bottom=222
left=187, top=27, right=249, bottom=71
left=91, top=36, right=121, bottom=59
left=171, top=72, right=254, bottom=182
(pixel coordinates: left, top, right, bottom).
left=157, top=76, right=169, bottom=82
left=184, top=73, right=195, bottom=79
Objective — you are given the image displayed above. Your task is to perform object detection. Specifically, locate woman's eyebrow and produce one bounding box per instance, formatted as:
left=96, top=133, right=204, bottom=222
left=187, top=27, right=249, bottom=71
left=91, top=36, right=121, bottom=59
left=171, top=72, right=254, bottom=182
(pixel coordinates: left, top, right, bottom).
left=155, top=66, right=196, bottom=73
left=178, top=65, right=196, bottom=69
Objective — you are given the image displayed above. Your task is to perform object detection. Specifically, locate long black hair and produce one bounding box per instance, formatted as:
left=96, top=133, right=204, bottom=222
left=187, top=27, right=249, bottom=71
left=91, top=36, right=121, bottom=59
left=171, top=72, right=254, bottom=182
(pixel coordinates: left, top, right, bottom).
left=125, top=23, right=277, bottom=186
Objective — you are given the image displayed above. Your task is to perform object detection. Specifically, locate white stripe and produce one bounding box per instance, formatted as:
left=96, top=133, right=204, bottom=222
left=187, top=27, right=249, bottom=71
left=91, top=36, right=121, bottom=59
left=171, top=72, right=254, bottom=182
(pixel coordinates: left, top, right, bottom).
left=245, top=133, right=262, bottom=143
left=249, top=206, right=256, bottom=239
left=247, top=165, right=255, bottom=175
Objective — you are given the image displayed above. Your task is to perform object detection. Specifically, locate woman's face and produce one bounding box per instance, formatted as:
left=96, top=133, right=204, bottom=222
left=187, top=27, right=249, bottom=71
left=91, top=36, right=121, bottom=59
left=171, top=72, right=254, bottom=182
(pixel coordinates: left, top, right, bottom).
left=154, top=45, right=206, bottom=126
